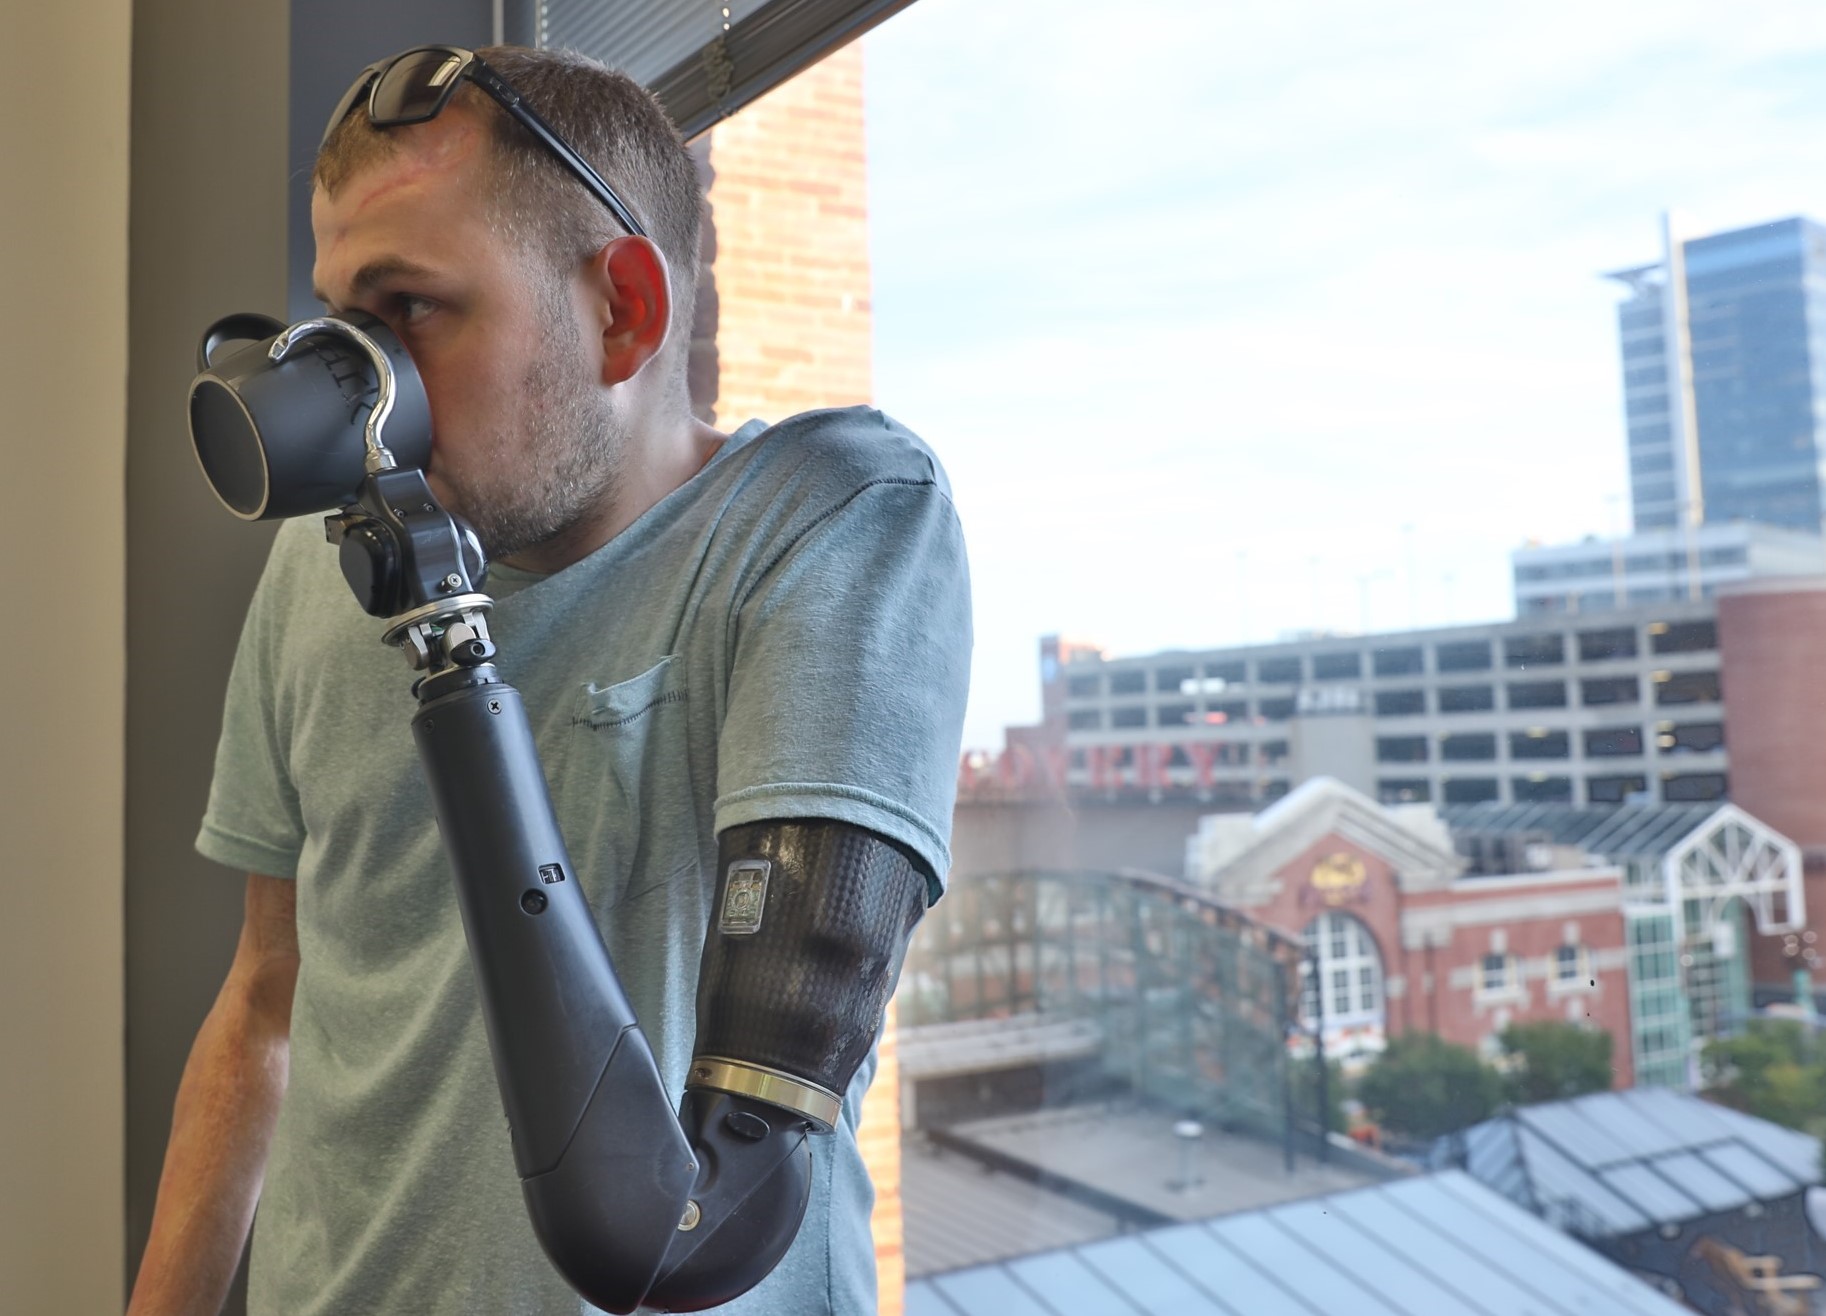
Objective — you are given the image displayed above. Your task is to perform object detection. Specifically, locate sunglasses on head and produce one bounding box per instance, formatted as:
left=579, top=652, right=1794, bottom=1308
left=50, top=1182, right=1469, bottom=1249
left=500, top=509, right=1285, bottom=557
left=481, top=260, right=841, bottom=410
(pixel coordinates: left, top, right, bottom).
left=322, top=45, right=649, bottom=241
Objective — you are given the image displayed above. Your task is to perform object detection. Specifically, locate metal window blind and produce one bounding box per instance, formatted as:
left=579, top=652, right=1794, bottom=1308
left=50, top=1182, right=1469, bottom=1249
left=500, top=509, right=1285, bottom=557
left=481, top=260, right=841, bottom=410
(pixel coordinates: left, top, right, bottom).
left=536, top=0, right=920, bottom=137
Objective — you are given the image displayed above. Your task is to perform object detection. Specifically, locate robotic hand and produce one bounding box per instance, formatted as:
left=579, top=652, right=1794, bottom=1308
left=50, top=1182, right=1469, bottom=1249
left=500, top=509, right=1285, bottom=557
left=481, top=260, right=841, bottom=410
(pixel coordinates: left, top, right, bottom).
left=188, top=314, right=930, bottom=1312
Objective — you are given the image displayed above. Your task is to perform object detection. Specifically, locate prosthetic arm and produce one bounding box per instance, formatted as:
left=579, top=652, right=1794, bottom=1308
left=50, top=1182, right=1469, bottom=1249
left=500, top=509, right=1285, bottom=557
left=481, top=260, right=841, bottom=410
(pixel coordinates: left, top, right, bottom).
left=187, top=317, right=929, bottom=1312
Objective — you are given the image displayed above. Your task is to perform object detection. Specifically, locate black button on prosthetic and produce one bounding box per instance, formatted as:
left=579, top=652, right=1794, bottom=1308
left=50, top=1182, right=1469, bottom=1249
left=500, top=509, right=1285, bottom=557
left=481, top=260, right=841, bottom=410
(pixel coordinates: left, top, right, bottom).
left=693, top=820, right=930, bottom=1109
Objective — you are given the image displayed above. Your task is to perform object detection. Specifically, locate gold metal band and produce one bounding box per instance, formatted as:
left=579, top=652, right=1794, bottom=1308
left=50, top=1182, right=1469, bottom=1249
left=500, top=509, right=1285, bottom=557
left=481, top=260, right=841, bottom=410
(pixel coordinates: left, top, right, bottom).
left=686, top=1056, right=842, bottom=1132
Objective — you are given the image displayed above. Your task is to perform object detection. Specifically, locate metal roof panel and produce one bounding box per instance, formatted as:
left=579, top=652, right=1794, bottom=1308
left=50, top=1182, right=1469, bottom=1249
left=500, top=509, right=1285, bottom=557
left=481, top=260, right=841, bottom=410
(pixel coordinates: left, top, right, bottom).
left=1204, top=1212, right=1408, bottom=1316
left=1000, top=1249, right=1144, bottom=1315
left=1648, top=1150, right=1752, bottom=1214
left=1424, top=1173, right=1690, bottom=1316
left=1075, top=1236, right=1236, bottom=1315
left=1141, top=1223, right=1319, bottom=1316
left=1598, top=1163, right=1707, bottom=1223
left=1263, top=1197, right=1491, bottom=1313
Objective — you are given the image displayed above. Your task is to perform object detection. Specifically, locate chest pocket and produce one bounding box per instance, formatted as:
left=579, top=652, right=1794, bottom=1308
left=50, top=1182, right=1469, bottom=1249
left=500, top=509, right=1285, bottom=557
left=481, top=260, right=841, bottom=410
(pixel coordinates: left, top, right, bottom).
left=549, top=655, right=700, bottom=913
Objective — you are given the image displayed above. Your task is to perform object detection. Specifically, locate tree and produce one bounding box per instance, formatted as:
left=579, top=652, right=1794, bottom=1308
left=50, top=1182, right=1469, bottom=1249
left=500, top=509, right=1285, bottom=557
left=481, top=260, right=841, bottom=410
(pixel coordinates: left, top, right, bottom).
left=1499, top=1021, right=1614, bottom=1105
left=1358, top=1033, right=1503, bottom=1140
left=1703, top=1019, right=1826, bottom=1140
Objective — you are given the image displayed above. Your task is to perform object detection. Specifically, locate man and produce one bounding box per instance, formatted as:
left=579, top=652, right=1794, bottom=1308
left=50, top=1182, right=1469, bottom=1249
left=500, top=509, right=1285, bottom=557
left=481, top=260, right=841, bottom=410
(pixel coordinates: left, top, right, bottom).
left=130, top=44, right=970, bottom=1314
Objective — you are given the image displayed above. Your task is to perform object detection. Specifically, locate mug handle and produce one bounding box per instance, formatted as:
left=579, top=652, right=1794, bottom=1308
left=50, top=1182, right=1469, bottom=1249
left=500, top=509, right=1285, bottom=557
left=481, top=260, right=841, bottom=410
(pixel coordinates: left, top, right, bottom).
left=197, top=312, right=287, bottom=372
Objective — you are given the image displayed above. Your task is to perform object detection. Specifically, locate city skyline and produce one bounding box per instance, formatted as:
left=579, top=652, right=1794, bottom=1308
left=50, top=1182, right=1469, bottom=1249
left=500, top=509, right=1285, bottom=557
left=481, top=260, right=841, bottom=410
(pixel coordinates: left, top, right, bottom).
left=862, top=0, right=1826, bottom=750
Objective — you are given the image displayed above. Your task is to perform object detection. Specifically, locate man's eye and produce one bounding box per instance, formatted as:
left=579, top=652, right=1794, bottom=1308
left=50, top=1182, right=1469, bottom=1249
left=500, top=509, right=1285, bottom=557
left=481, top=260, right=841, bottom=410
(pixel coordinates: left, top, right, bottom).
left=396, top=294, right=438, bottom=323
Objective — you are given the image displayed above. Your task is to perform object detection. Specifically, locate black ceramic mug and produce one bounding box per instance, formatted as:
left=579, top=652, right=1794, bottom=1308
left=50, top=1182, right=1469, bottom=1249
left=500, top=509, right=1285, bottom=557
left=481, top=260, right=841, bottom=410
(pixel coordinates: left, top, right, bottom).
left=188, top=310, right=433, bottom=520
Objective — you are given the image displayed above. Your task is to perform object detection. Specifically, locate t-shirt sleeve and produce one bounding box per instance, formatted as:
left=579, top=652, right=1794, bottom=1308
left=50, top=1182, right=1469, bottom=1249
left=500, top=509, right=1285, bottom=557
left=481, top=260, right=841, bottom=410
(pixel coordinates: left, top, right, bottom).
left=714, top=477, right=971, bottom=901
left=195, top=532, right=308, bottom=879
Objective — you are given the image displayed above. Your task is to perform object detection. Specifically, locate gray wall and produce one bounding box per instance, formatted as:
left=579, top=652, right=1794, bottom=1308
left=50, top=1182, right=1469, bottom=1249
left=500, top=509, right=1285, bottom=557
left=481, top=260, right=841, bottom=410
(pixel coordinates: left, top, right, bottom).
left=0, top=6, right=131, bottom=1310
left=124, top=1, right=292, bottom=1302
left=123, top=2, right=492, bottom=1306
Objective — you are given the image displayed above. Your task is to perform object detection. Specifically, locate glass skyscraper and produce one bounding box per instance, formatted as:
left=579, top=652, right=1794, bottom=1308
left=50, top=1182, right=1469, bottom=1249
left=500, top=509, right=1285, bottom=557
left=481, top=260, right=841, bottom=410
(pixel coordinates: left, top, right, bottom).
left=1608, top=215, right=1826, bottom=534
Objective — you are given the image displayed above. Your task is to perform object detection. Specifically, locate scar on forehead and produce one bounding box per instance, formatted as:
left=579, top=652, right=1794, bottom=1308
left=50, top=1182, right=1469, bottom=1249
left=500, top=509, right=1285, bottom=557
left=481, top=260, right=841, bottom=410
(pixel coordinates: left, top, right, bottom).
left=343, top=115, right=485, bottom=217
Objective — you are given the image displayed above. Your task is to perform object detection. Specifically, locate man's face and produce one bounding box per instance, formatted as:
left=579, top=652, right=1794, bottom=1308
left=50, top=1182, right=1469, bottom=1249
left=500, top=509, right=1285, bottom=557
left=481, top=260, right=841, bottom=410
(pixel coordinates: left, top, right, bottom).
left=311, top=107, right=624, bottom=560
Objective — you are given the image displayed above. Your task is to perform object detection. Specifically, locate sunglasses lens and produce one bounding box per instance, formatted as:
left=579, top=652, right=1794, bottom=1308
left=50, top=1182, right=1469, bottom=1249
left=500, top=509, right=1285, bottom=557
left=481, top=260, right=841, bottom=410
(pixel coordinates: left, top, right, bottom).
left=320, top=65, right=381, bottom=147
left=370, top=49, right=471, bottom=126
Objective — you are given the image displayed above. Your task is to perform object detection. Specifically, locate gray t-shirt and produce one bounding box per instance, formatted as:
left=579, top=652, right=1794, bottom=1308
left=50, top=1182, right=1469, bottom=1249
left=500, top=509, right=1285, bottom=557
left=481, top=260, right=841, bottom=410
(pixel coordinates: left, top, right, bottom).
left=197, top=406, right=971, bottom=1314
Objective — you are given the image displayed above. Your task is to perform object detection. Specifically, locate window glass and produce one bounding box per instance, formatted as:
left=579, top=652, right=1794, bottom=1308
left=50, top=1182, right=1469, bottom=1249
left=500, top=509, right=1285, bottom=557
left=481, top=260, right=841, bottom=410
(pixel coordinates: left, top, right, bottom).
left=1508, top=679, right=1569, bottom=709
left=870, top=7, right=1824, bottom=1298
left=1374, top=689, right=1426, bottom=716
left=1582, top=675, right=1641, bottom=706
left=1650, top=619, right=1718, bottom=654
left=1585, top=726, right=1644, bottom=757
left=1257, top=656, right=1303, bottom=684
left=1577, top=627, right=1637, bottom=661
left=1504, top=634, right=1565, bottom=667
left=1372, top=645, right=1425, bottom=676
left=1312, top=651, right=1363, bottom=679
left=1438, top=684, right=1496, bottom=713
left=1435, top=640, right=1494, bottom=672
left=1108, top=671, right=1146, bottom=696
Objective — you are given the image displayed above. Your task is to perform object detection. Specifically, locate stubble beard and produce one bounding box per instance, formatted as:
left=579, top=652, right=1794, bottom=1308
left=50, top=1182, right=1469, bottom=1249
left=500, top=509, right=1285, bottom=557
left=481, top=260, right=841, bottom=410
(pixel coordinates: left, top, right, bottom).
left=440, top=279, right=626, bottom=564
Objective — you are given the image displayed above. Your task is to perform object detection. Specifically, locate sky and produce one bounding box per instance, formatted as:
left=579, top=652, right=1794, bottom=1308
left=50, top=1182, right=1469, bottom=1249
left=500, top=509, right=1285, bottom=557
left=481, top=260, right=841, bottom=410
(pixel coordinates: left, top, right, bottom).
left=858, top=0, right=1826, bottom=750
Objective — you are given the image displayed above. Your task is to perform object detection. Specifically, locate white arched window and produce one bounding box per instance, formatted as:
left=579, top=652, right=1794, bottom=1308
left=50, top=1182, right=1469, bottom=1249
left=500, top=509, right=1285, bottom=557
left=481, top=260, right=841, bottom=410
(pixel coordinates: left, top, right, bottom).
left=1301, top=911, right=1385, bottom=1031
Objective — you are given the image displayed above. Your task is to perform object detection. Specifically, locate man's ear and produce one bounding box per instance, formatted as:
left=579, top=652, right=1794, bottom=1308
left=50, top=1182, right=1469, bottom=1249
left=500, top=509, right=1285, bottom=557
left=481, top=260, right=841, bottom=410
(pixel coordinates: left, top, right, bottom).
left=584, top=235, right=672, bottom=386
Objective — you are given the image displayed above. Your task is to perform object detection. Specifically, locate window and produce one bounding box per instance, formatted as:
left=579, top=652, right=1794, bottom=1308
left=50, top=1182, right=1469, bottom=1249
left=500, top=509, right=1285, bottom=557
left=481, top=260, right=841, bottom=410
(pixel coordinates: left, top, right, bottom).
left=1300, top=912, right=1384, bottom=1027
left=1377, top=778, right=1431, bottom=803
left=1110, top=706, right=1147, bottom=728
left=1375, top=689, right=1426, bottom=716
left=1312, top=651, right=1362, bottom=679
left=1205, top=700, right=1247, bottom=724
left=1068, top=709, right=1101, bottom=730
left=1376, top=736, right=1428, bottom=762
left=1512, top=775, right=1573, bottom=803
left=1373, top=645, right=1425, bottom=676
left=1443, top=778, right=1500, bottom=804
left=1441, top=733, right=1497, bottom=761
left=1577, top=627, right=1637, bottom=661
left=1583, top=675, right=1640, bottom=706
left=1555, top=944, right=1586, bottom=985
left=1258, top=696, right=1296, bottom=721
left=1066, top=674, right=1101, bottom=698
left=1509, top=730, right=1569, bottom=759
left=1655, top=670, right=1721, bottom=705
left=1259, top=740, right=1290, bottom=766
left=1587, top=774, right=1648, bottom=804
left=1438, top=684, right=1495, bottom=713
left=1650, top=619, right=1718, bottom=654
left=1663, top=771, right=1728, bottom=802
left=1504, top=634, right=1565, bottom=667
left=1480, top=952, right=1519, bottom=996
left=1156, top=702, right=1195, bottom=727
left=1584, top=726, right=1644, bottom=757
left=1109, top=671, right=1146, bottom=696
left=1508, top=680, right=1568, bottom=709
left=1258, top=656, right=1303, bottom=684
left=1435, top=640, right=1493, bottom=672
left=1155, top=664, right=1195, bottom=692
left=1207, top=660, right=1247, bottom=683
left=1660, top=721, right=1724, bottom=753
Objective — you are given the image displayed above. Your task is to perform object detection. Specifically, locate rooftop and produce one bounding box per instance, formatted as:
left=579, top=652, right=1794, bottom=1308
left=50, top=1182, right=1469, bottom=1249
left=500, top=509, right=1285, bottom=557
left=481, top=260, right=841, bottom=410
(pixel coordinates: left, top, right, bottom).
left=1439, top=1086, right=1823, bottom=1238
left=905, top=1168, right=1693, bottom=1316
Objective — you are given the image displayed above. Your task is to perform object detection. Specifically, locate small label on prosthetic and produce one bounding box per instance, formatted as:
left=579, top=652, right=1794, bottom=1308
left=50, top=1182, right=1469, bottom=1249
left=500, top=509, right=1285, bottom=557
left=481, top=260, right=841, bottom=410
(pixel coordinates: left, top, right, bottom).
left=718, top=860, right=771, bottom=935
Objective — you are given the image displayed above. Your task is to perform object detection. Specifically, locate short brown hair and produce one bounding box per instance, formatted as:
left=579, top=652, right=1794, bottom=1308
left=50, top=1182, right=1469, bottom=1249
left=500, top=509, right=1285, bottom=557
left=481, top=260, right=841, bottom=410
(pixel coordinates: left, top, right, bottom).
left=315, top=46, right=703, bottom=359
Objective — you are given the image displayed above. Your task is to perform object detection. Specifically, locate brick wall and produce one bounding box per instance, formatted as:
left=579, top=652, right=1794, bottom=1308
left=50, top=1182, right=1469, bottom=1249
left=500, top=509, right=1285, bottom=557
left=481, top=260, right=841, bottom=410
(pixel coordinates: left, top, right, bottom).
left=700, top=44, right=872, bottom=429
left=1718, top=583, right=1826, bottom=990
left=694, top=44, right=904, bottom=1315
